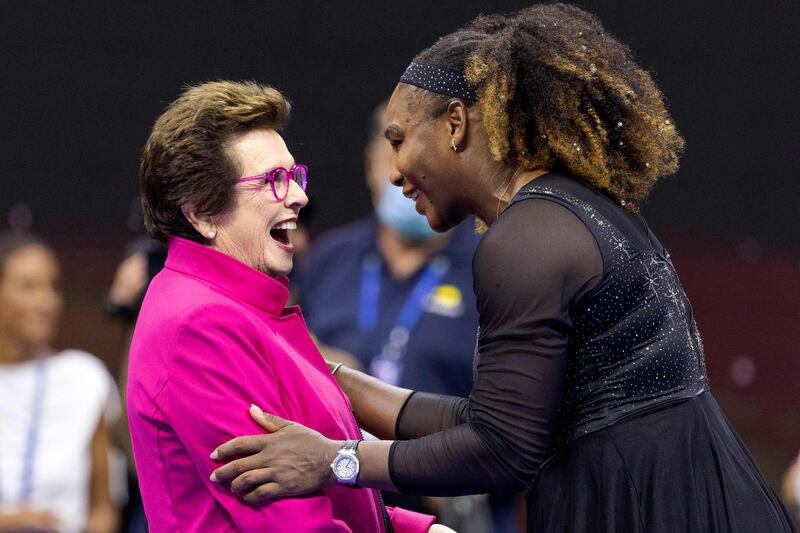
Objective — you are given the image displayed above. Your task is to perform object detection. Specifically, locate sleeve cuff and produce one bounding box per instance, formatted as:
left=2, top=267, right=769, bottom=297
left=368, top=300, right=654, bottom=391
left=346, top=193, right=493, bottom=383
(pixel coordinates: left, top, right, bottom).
left=394, top=391, right=418, bottom=440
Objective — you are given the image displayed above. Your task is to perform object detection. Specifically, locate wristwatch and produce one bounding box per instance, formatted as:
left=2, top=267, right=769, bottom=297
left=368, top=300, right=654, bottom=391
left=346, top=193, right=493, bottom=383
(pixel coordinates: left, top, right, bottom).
left=330, top=440, right=361, bottom=486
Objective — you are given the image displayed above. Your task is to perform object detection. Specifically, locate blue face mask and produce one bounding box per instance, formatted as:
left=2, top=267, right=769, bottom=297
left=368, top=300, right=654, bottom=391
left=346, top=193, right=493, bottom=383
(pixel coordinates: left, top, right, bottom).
left=375, top=181, right=438, bottom=243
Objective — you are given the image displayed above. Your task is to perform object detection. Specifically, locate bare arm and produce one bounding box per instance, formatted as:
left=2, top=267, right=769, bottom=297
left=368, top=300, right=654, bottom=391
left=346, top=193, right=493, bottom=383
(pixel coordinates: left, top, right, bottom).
left=332, top=363, right=470, bottom=441
left=328, top=362, right=413, bottom=440
left=0, top=509, right=59, bottom=532
left=86, top=415, right=120, bottom=533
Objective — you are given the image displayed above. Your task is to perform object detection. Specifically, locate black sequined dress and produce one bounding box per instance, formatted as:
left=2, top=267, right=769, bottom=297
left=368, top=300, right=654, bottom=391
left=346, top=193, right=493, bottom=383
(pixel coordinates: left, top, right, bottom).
left=388, top=173, right=794, bottom=532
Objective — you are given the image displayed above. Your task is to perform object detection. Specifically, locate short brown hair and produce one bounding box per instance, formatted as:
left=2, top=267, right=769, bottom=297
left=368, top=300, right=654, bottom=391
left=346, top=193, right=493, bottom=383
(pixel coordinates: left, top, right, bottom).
left=140, top=80, right=291, bottom=242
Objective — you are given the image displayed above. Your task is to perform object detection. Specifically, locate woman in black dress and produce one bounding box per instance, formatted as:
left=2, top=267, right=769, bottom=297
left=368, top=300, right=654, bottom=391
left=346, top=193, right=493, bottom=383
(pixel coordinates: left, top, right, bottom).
left=210, top=4, right=794, bottom=531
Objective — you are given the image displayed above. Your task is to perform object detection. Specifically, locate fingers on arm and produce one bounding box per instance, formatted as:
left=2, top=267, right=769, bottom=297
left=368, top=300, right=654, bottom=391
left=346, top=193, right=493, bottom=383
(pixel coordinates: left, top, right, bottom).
left=248, top=404, right=293, bottom=432
left=211, top=443, right=272, bottom=482
left=242, top=482, right=283, bottom=503
left=212, top=435, right=270, bottom=461
left=228, top=468, right=274, bottom=493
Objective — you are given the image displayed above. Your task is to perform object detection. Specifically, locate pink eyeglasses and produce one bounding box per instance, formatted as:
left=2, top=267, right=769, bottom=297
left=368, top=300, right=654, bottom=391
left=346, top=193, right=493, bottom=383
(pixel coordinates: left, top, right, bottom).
left=238, top=163, right=308, bottom=201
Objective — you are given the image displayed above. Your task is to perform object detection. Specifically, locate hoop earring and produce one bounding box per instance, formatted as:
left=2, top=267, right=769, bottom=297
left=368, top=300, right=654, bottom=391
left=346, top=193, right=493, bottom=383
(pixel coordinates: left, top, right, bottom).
left=451, top=138, right=458, bottom=152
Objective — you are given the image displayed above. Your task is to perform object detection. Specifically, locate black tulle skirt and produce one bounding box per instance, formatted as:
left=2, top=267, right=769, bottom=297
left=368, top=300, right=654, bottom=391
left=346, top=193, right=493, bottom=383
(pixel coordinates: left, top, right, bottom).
left=528, top=392, right=795, bottom=532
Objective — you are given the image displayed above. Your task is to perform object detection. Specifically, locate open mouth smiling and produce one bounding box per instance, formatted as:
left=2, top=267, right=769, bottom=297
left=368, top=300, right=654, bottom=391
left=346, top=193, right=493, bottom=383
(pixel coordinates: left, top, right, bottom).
left=269, top=218, right=296, bottom=247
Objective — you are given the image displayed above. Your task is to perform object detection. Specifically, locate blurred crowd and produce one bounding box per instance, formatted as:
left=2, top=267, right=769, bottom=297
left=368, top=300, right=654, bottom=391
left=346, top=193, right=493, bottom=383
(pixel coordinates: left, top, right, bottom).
left=1, top=101, right=798, bottom=532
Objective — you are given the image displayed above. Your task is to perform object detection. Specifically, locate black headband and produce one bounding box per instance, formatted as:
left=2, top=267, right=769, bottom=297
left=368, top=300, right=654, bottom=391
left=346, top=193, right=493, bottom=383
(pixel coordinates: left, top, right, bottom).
left=399, top=62, right=477, bottom=102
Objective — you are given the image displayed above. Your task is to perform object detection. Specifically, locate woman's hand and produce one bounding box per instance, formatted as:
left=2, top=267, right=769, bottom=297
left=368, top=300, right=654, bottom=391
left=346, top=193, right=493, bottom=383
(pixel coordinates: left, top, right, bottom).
left=210, top=405, right=341, bottom=502
left=429, top=525, right=457, bottom=533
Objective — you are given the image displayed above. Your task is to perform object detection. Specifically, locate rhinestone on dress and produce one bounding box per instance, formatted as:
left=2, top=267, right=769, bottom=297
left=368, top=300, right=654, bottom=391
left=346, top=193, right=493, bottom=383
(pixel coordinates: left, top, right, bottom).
left=513, top=183, right=709, bottom=451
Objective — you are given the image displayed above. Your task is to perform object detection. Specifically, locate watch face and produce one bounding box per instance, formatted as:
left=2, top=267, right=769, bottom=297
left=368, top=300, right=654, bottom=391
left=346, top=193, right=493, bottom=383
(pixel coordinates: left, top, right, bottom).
left=333, top=455, right=358, bottom=481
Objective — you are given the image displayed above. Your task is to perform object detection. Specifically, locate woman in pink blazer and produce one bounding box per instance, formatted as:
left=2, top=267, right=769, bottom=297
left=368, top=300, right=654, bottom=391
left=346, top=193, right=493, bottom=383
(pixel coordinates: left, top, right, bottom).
left=127, top=80, right=439, bottom=533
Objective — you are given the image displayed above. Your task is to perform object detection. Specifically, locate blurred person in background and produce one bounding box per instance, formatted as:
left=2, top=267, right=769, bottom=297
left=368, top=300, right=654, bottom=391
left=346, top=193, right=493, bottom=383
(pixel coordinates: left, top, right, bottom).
left=297, top=102, right=479, bottom=400
left=295, top=102, right=515, bottom=531
left=0, top=233, right=121, bottom=533
left=105, top=236, right=162, bottom=533
left=128, top=80, right=446, bottom=532
left=105, top=198, right=169, bottom=533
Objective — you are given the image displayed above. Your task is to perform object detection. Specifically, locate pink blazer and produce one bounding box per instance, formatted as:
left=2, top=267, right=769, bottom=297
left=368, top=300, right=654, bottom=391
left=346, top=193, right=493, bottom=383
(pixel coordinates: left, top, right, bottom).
left=127, top=237, right=434, bottom=533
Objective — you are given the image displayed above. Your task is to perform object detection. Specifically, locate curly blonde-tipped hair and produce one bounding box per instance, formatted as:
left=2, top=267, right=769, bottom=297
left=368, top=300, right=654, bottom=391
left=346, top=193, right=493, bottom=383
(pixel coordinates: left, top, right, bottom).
left=411, top=3, right=684, bottom=213
left=140, top=80, right=291, bottom=242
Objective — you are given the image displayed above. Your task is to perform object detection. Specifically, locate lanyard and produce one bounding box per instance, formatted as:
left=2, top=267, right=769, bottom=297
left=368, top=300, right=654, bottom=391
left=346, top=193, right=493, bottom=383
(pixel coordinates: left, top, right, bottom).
left=0, top=358, right=47, bottom=503
left=357, top=253, right=450, bottom=349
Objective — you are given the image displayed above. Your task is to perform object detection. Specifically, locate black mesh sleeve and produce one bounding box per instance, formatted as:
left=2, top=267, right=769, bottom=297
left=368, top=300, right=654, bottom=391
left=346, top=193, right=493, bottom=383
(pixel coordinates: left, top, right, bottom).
left=389, top=198, right=603, bottom=495
left=395, top=392, right=470, bottom=440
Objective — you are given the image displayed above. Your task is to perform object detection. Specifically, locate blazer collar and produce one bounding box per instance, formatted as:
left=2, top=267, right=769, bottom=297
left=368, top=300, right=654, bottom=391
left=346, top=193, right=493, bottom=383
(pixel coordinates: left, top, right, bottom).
left=165, top=237, right=289, bottom=315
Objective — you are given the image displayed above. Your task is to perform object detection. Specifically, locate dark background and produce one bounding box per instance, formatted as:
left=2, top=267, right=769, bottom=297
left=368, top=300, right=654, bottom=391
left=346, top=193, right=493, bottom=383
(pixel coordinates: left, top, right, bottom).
left=1, top=0, right=798, bottom=493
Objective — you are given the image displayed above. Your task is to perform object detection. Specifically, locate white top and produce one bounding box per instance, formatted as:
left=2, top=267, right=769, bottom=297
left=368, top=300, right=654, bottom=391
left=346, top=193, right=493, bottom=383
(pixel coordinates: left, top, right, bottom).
left=0, top=350, right=120, bottom=533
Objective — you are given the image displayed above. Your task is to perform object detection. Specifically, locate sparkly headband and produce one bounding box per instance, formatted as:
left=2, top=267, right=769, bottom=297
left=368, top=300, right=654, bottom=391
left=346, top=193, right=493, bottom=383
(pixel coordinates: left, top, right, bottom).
left=399, top=62, right=477, bottom=102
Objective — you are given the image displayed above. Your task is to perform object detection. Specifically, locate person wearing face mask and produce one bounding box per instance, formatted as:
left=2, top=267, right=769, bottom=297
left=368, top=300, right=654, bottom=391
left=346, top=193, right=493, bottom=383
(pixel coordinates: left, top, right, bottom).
left=295, top=104, right=497, bottom=530
left=296, top=102, right=480, bottom=400
left=210, top=5, right=793, bottom=532
left=128, top=82, right=444, bottom=533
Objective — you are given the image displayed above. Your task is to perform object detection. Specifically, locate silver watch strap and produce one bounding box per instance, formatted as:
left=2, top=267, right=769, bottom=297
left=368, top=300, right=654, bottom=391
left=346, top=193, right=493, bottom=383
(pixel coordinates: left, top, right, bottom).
left=341, top=439, right=359, bottom=453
